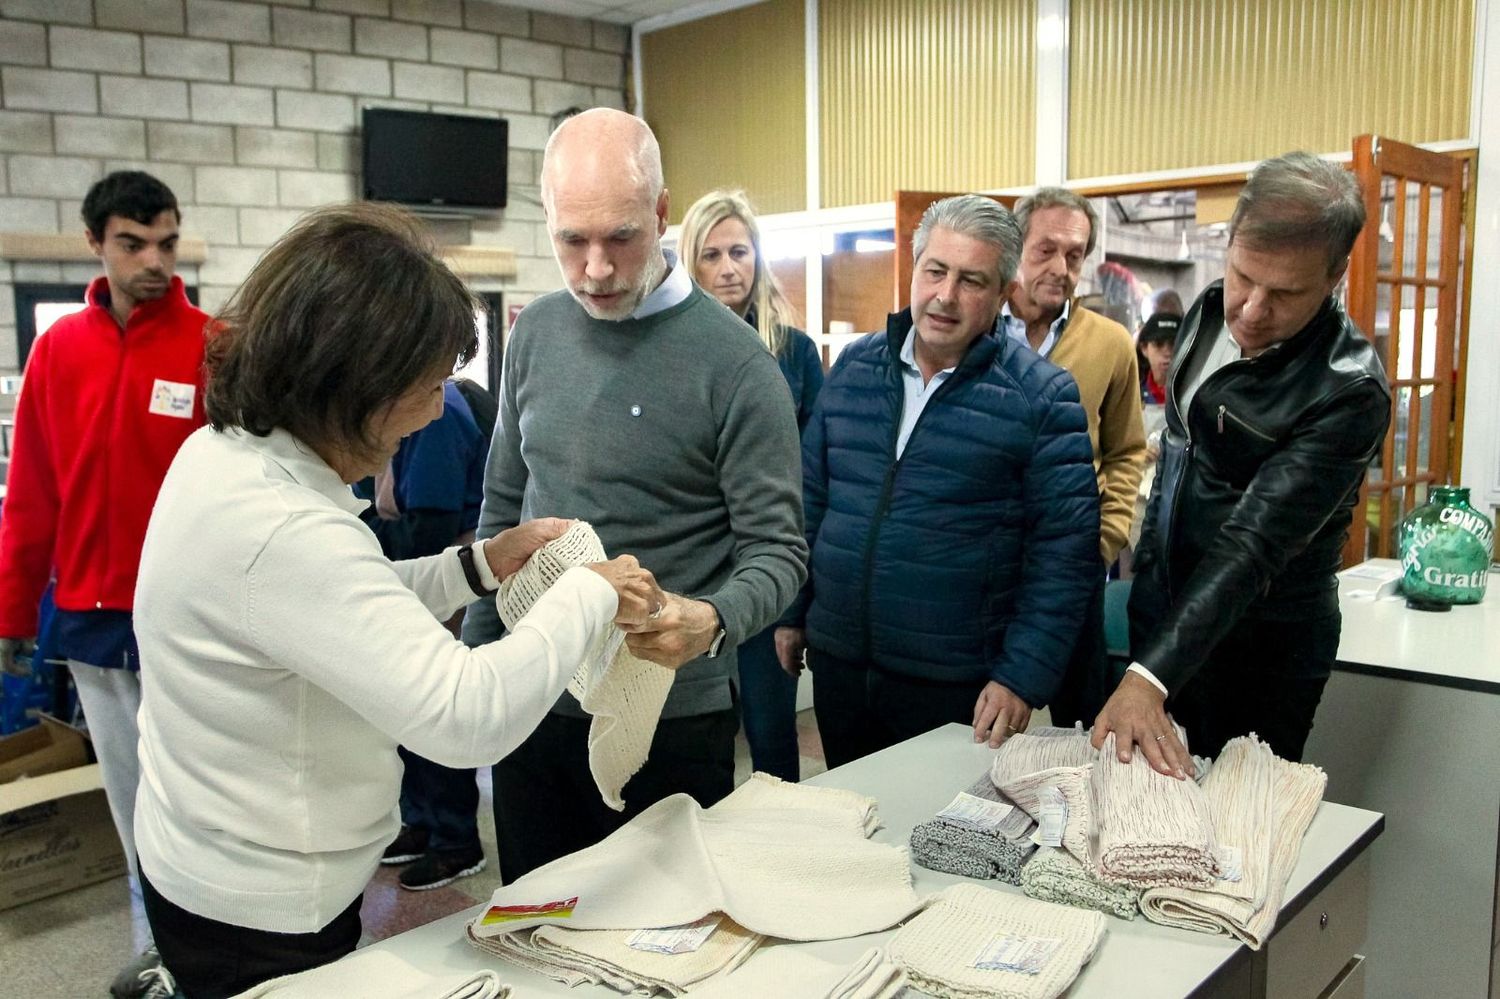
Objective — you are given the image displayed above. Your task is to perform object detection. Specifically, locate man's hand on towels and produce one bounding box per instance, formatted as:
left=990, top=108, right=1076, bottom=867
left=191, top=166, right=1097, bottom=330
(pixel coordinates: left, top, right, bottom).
left=585, top=556, right=667, bottom=633
left=774, top=627, right=807, bottom=678
left=484, top=517, right=576, bottom=580
left=622, top=594, right=722, bottom=669
left=1090, top=673, right=1191, bottom=779
left=972, top=681, right=1032, bottom=748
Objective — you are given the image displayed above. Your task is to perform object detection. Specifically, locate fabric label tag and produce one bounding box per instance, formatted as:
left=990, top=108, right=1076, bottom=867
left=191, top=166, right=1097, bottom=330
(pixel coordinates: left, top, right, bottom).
left=627, top=914, right=721, bottom=955
left=479, top=896, right=578, bottom=926
left=1215, top=844, right=1243, bottom=882
left=148, top=379, right=196, bottom=419
left=937, top=792, right=1015, bottom=833
left=973, top=933, right=1063, bottom=975
left=1030, top=786, right=1067, bottom=847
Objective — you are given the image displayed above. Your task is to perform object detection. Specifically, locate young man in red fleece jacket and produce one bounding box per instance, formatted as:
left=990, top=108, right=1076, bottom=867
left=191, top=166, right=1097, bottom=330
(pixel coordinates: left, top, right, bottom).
left=0, top=171, right=207, bottom=998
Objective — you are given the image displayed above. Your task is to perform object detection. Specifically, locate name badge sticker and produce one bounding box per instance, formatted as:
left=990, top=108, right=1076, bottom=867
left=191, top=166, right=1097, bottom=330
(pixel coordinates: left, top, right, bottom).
left=148, top=379, right=196, bottom=419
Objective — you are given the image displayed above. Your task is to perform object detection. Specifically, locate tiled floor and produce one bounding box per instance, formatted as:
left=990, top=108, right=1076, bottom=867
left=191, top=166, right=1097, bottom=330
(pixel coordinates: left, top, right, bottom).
left=0, top=710, right=829, bottom=996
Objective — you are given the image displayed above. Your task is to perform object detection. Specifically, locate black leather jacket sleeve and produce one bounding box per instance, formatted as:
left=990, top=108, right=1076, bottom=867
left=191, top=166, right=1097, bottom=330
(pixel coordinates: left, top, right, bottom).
left=1137, top=377, right=1390, bottom=695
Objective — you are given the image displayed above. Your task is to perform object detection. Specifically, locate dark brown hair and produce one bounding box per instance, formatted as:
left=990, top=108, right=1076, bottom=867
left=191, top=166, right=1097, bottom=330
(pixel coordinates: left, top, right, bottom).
left=82, top=170, right=180, bottom=241
left=204, top=202, right=477, bottom=464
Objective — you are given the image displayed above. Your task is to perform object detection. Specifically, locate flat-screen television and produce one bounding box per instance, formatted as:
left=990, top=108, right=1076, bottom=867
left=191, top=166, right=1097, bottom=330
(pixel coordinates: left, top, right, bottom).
left=362, top=108, right=508, bottom=210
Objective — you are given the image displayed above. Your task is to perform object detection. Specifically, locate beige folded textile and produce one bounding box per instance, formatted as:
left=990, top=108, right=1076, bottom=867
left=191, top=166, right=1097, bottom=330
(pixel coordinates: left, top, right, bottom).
left=887, top=883, right=1106, bottom=999
left=1140, top=739, right=1327, bottom=949
left=990, top=731, right=1097, bottom=866
left=230, top=949, right=509, bottom=999
left=1092, top=732, right=1219, bottom=888
left=685, top=946, right=907, bottom=999
left=497, top=521, right=674, bottom=811
left=468, top=785, right=919, bottom=946
left=479, top=915, right=762, bottom=995
left=714, top=772, right=882, bottom=838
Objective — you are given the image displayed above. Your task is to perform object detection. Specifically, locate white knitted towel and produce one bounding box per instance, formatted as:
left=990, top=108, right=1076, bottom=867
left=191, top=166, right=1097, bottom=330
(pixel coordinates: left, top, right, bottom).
left=990, top=732, right=1098, bottom=867
left=887, top=883, right=1106, bottom=999
left=1140, top=742, right=1327, bottom=949
left=1091, top=732, right=1219, bottom=888
left=229, top=950, right=509, bottom=999
left=497, top=521, right=674, bottom=811
left=685, top=946, right=907, bottom=999
left=476, top=915, right=762, bottom=996
left=467, top=786, right=919, bottom=945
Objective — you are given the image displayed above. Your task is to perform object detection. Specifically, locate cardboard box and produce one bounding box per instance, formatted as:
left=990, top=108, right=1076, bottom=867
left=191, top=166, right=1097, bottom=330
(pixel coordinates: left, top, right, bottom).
left=0, top=717, right=126, bottom=911
left=0, top=714, right=91, bottom=783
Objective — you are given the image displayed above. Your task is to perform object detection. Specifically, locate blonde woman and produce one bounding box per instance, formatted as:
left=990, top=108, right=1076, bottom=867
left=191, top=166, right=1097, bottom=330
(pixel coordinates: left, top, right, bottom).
left=680, top=189, right=823, bottom=781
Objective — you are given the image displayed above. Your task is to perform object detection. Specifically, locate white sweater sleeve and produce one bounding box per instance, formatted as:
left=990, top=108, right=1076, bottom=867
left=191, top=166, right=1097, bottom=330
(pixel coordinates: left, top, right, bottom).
left=244, top=509, right=615, bottom=767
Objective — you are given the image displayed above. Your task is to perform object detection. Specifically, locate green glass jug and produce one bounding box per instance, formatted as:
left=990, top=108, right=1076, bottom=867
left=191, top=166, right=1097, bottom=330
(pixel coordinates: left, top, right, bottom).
left=1397, top=485, right=1494, bottom=610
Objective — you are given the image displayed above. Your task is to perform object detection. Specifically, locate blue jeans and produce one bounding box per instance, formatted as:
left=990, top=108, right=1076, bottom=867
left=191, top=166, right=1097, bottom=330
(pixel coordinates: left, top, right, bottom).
left=397, top=747, right=480, bottom=854
left=735, top=625, right=800, bottom=782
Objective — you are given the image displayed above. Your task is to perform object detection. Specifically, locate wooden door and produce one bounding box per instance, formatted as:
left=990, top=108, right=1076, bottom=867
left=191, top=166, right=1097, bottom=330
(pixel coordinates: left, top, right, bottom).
left=1344, top=135, right=1466, bottom=563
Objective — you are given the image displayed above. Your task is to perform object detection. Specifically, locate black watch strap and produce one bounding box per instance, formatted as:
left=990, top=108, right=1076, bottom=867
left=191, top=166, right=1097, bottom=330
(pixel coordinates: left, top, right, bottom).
left=456, top=544, right=492, bottom=598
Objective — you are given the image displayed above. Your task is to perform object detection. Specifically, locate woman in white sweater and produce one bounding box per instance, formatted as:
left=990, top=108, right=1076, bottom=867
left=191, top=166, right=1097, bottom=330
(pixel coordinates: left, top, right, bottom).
left=131, top=203, right=665, bottom=998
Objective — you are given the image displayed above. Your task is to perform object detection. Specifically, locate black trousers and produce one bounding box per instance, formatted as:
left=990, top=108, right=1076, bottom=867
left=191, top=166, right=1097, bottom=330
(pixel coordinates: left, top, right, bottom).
left=397, top=747, right=481, bottom=855
left=1047, top=570, right=1109, bottom=729
left=492, top=707, right=738, bottom=883
left=1129, top=573, right=1339, bottom=762
left=808, top=648, right=982, bottom=770
left=140, top=868, right=361, bottom=999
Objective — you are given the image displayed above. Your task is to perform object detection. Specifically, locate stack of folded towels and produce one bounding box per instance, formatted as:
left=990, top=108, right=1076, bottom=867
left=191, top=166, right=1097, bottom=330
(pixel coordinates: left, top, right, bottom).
left=1138, top=736, right=1327, bottom=949
left=466, top=775, right=920, bottom=994
left=911, top=725, right=1323, bottom=948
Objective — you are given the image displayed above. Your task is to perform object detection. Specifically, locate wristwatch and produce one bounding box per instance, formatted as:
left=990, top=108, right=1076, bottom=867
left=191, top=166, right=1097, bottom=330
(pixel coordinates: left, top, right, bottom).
left=703, top=603, right=728, bottom=658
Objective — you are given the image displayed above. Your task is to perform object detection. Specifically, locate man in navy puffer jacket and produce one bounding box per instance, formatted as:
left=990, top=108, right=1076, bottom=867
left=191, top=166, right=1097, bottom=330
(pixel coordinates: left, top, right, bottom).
left=776, top=195, right=1100, bottom=768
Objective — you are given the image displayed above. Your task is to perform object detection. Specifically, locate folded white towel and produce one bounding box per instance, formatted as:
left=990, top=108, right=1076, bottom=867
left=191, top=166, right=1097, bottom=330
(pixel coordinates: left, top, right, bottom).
left=887, top=883, right=1106, bottom=999
left=479, top=915, right=761, bottom=996
left=715, top=772, right=882, bottom=838
left=686, top=945, right=907, bottom=999
left=229, top=950, right=509, bottom=999
left=497, top=521, right=675, bottom=811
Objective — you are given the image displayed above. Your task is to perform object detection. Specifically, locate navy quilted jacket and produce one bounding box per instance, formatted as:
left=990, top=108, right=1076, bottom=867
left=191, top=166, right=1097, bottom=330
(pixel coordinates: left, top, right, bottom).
left=790, top=310, right=1100, bottom=706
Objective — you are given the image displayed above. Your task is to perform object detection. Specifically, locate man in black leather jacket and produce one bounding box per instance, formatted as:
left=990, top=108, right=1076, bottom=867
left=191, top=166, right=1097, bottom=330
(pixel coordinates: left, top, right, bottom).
left=1092, top=152, right=1391, bottom=771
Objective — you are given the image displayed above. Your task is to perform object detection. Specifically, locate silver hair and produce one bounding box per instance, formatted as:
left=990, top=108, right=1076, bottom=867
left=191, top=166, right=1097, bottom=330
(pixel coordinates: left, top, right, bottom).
left=912, top=195, right=1023, bottom=285
left=1229, top=151, right=1365, bottom=275
left=1013, top=187, right=1099, bottom=256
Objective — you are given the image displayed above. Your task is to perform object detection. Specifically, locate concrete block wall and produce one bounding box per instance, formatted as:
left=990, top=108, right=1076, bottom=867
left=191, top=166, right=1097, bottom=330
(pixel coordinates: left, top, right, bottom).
left=0, top=0, right=630, bottom=378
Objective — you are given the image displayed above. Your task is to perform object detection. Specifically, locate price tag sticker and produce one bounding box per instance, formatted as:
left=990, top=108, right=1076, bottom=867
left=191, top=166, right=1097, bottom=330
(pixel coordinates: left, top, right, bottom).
left=1030, top=786, right=1067, bottom=848
left=936, top=792, right=1016, bottom=833
left=626, top=914, right=721, bottom=955
left=1215, top=844, right=1243, bottom=883
left=973, top=933, right=1063, bottom=975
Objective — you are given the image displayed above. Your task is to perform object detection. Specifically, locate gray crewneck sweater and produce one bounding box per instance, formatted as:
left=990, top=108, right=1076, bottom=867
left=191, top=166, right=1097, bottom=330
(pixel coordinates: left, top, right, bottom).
left=462, top=285, right=807, bottom=718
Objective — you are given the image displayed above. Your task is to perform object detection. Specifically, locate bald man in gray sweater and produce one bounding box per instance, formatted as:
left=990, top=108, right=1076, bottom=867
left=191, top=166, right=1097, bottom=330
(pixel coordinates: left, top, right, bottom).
left=462, top=109, right=806, bottom=881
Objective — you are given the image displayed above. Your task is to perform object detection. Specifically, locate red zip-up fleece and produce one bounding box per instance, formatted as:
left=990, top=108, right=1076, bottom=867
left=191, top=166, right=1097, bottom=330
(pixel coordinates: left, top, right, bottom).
left=0, top=275, right=208, bottom=636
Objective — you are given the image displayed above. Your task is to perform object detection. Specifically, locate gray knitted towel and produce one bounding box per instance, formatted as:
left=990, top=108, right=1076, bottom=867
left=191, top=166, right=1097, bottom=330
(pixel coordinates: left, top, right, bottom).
left=1021, top=846, right=1141, bottom=920
left=910, top=775, right=1037, bottom=884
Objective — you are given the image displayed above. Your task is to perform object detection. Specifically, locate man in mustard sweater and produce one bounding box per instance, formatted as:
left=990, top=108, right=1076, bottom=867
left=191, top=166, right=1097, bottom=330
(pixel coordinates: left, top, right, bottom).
left=1000, top=188, right=1146, bottom=727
